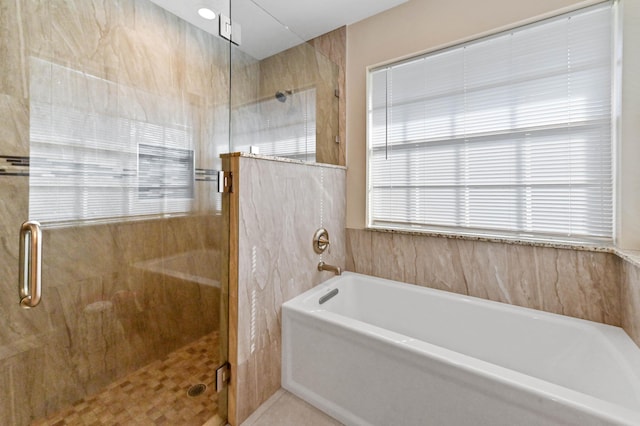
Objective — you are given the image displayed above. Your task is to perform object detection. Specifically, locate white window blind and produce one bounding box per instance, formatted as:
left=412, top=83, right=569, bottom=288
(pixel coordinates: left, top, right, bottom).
left=367, top=2, right=614, bottom=243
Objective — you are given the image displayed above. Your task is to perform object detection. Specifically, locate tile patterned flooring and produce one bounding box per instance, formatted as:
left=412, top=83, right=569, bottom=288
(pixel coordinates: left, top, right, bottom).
left=241, top=389, right=343, bottom=426
left=33, top=333, right=223, bottom=426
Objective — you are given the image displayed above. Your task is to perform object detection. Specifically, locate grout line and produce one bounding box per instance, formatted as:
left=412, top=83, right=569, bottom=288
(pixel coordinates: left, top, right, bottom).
left=240, top=388, right=287, bottom=426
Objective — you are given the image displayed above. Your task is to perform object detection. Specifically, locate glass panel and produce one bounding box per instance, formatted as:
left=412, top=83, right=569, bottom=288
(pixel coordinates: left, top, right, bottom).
left=0, top=0, right=230, bottom=424
left=230, top=0, right=341, bottom=165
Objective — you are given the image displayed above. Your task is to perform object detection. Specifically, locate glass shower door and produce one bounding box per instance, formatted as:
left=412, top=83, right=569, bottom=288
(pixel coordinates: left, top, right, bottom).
left=0, top=0, right=230, bottom=424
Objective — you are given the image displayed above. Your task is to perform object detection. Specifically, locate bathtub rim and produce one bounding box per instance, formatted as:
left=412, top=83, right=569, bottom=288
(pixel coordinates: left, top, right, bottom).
left=282, top=272, right=640, bottom=425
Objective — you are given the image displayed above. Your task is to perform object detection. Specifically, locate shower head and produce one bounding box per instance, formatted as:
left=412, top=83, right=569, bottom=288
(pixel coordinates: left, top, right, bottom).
left=275, top=89, right=293, bottom=103
left=275, top=91, right=287, bottom=102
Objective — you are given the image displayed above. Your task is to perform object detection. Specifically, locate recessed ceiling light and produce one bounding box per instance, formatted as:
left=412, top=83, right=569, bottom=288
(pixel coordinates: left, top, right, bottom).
left=198, top=6, right=216, bottom=20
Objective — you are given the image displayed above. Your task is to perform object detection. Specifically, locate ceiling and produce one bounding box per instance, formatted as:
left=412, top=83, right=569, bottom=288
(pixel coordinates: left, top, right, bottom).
left=148, top=0, right=408, bottom=59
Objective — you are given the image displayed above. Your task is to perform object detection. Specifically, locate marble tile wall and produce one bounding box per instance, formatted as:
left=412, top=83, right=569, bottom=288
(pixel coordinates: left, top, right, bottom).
left=1, top=215, right=228, bottom=425
left=346, top=229, right=622, bottom=326
left=0, top=0, right=230, bottom=424
left=229, top=154, right=346, bottom=425
left=621, top=261, right=640, bottom=347
left=258, top=42, right=340, bottom=165
left=308, top=27, right=346, bottom=166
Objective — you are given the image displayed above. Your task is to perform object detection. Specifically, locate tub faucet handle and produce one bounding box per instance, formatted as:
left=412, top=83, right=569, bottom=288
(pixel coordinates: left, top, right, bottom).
left=318, top=261, right=341, bottom=276
left=313, top=228, right=330, bottom=254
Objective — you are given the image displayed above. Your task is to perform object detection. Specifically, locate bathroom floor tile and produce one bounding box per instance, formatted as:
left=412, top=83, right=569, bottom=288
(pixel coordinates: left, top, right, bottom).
left=241, top=389, right=343, bottom=426
left=33, top=333, right=221, bottom=426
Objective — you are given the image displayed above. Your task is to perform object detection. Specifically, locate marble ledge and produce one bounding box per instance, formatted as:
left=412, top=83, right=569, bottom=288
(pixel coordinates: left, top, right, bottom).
left=364, top=226, right=640, bottom=269
left=613, top=248, right=640, bottom=269
left=221, top=152, right=346, bottom=170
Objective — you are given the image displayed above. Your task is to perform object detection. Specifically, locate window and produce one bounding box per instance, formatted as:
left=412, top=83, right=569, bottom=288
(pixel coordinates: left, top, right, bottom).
left=367, top=2, right=615, bottom=243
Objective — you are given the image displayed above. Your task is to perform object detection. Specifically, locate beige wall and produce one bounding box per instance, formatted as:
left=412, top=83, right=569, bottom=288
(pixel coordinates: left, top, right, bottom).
left=346, top=0, right=638, bottom=249
left=619, top=0, right=640, bottom=249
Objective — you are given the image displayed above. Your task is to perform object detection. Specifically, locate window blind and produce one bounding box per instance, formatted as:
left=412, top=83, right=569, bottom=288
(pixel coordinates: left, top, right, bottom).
left=367, top=2, right=614, bottom=243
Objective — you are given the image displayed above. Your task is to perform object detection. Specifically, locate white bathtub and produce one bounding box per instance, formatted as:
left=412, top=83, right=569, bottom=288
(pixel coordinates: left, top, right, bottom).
left=282, top=272, right=640, bottom=425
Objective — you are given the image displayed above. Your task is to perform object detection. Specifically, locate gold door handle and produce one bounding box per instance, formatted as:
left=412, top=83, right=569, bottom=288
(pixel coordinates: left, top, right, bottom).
left=19, top=221, right=42, bottom=308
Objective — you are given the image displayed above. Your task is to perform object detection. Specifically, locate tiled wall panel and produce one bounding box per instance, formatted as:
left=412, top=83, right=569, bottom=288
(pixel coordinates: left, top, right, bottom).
left=231, top=155, right=346, bottom=424
left=347, top=229, right=622, bottom=326
left=621, top=261, right=640, bottom=347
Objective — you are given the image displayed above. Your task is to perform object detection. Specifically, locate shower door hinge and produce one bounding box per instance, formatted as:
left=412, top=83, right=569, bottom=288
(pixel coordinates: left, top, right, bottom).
left=219, top=14, right=242, bottom=46
left=215, top=362, right=231, bottom=392
left=217, top=171, right=233, bottom=193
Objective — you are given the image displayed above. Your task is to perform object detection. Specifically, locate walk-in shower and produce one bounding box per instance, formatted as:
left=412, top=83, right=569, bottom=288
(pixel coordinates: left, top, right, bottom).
left=0, top=0, right=341, bottom=424
left=0, top=0, right=231, bottom=424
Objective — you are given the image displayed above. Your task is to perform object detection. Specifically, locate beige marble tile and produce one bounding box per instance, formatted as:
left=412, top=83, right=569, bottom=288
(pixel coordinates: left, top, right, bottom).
left=49, top=0, right=123, bottom=78
left=413, top=235, right=468, bottom=294
left=621, top=261, right=640, bottom=347
left=369, top=230, right=401, bottom=281
left=0, top=345, right=47, bottom=426
left=347, top=229, right=622, bottom=326
left=24, top=0, right=53, bottom=59
left=614, top=248, right=640, bottom=268
left=42, top=224, right=120, bottom=285
left=0, top=177, right=28, bottom=234
left=0, top=322, right=79, bottom=424
left=232, top=33, right=341, bottom=165
left=112, top=218, right=164, bottom=264
left=241, top=389, right=343, bottom=426
left=348, top=229, right=467, bottom=295
left=0, top=95, right=29, bottom=155
left=308, top=27, right=345, bottom=166
left=0, top=361, right=13, bottom=424
left=0, top=0, right=29, bottom=99
left=116, top=2, right=186, bottom=95
left=534, top=247, right=620, bottom=324
left=185, top=23, right=227, bottom=102
left=233, top=156, right=346, bottom=423
left=345, top=227, right=371, bottom=274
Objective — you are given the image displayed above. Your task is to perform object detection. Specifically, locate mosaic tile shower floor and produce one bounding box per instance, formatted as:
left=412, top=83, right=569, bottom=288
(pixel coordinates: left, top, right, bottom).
left=33, top=333, right=222, bottom=426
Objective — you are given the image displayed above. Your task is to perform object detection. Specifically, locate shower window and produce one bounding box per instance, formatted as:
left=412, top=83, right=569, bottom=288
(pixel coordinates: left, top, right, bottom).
left=367, top=1, right=615, bottom=244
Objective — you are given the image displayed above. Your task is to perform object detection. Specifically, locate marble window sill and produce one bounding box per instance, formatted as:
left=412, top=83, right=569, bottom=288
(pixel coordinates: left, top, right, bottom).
left=365, top=226, right=640, bottom=269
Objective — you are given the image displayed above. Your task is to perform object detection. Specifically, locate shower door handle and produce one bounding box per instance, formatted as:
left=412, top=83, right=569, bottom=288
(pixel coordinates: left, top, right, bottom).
left=19, top=221, right=42, bottom=308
